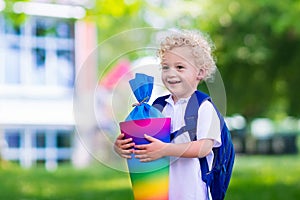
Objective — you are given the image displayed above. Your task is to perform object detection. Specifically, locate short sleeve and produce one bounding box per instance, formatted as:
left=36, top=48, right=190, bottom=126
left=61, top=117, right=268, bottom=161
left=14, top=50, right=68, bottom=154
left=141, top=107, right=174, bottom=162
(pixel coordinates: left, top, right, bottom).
left=197, top=100, right=222, bottom=147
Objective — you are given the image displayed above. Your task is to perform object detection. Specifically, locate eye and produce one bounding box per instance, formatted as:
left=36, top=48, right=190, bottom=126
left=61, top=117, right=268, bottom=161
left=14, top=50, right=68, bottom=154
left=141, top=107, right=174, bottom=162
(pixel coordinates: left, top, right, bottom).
left=176, top=65, right=185, bottom=70
left=161, top=65, right=169, bottom=71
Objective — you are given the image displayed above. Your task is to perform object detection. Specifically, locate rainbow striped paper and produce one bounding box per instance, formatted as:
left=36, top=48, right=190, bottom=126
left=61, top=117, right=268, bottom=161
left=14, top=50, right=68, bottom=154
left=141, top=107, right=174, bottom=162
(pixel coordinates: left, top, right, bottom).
left=120, top=117, right=171, bottom=200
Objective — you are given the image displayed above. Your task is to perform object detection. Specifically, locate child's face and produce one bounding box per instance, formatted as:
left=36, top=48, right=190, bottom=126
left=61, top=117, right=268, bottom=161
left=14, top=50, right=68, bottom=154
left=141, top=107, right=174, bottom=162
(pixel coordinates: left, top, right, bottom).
left=160, top=46, right=204, bottom=102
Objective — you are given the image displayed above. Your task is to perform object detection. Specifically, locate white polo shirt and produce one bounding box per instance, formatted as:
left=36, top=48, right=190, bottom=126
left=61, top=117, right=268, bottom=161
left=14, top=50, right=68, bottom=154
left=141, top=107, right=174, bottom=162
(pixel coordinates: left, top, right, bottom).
left=162, top=95, right=222, bottom=200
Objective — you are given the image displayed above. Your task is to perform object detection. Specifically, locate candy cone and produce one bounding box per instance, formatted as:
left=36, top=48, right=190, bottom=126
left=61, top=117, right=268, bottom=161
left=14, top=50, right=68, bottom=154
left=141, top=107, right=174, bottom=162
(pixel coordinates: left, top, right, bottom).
left=120, top=117, right=170, bottom=200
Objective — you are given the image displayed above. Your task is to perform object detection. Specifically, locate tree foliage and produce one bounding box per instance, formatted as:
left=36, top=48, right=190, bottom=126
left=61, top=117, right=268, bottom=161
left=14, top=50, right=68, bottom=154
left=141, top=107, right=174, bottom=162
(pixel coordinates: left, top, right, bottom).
left=85, top=0, right=148, bottom=43
left=87, top=0, right=300, bottom=120
left=2, top=0, right=28, bottom=26
left=203, top=0, right=300, bottom=119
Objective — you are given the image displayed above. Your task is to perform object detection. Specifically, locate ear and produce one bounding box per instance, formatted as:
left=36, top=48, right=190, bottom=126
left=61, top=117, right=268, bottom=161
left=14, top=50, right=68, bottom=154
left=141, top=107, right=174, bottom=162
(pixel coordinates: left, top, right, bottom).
left=197, top=68, right=206, bottom=81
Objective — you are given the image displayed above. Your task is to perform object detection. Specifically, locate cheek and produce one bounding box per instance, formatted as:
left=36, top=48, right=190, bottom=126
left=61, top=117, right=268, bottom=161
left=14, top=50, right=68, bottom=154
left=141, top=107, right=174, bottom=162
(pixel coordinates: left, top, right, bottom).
left=161, top=73, right=166, bottom=84
left=161, top=72, right=167, bottom=80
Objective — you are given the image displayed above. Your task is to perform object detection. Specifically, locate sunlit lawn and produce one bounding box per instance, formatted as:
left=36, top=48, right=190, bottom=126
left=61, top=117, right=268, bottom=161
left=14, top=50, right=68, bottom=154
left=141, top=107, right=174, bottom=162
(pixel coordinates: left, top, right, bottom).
left=226, top=155, right=300, bottom=200
left=1, top=154, right=300, bottom=200
left=0, top=161, right=134, bottom=200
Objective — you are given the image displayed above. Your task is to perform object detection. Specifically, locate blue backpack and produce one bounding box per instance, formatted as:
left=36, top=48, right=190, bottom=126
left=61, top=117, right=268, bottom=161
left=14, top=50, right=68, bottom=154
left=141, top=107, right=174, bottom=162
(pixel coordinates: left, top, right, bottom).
left=152, top=90, right=235, bottom=200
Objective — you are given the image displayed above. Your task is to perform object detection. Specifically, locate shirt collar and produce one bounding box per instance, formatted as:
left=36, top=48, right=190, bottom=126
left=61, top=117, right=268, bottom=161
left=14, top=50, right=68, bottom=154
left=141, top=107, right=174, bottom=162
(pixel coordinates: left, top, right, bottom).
left=165, top=94, right=191, bottom=105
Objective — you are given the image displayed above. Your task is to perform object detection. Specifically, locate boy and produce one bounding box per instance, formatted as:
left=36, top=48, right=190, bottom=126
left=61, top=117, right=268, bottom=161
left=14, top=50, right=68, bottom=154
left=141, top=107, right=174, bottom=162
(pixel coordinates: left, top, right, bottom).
left=114, top=29, right=222, bottom=200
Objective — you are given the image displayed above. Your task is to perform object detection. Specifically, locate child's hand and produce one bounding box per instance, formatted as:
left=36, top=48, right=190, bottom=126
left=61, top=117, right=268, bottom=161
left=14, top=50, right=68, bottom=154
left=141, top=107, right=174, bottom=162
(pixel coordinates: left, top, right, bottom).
left=134, top=134, right=168, bottom=162
left=114, top=133, right=135, bottom=159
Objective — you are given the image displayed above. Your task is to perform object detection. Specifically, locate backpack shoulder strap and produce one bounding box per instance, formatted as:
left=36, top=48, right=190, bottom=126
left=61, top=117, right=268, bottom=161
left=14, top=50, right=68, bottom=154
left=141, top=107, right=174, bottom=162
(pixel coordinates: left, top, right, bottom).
left=198, top=92, right=228, bottom=190
left=171, top=91, right=210, bottom=141
left=184, top=91, right=211, bottom=141
left=152, top=94, right=170, bottom=112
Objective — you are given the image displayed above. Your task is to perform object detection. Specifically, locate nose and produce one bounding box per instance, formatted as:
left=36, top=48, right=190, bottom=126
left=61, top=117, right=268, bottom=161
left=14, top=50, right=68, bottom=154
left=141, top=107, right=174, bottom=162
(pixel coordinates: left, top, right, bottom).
left=164, top=67, right=177, bottom=77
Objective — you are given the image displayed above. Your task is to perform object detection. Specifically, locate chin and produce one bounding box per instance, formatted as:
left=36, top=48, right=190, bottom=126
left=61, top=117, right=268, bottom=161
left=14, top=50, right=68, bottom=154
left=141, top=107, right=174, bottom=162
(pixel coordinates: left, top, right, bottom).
left=170, top=92, right=184, bottom=99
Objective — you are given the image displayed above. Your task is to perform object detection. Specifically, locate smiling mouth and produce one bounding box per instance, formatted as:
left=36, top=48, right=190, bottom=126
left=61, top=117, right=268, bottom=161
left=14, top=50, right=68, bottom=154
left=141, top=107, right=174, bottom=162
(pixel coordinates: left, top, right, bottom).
left=168, top=80, right=181, bottom=84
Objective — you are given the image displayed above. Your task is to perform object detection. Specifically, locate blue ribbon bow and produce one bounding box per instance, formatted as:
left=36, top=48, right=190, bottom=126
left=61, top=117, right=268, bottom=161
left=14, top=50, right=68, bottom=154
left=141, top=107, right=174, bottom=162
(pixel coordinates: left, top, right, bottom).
left=125, top=73, right=163, bottom=121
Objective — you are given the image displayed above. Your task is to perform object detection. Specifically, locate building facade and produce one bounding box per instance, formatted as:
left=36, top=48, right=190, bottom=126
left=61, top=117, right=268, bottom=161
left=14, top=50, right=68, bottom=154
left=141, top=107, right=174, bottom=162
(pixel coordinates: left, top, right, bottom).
left=0, top=0, right=96, bottom=170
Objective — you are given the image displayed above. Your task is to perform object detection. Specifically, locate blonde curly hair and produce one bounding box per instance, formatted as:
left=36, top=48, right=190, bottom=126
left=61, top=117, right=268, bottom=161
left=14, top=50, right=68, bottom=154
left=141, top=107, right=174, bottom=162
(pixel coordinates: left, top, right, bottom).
left=157, top=29, right=217, bottom=81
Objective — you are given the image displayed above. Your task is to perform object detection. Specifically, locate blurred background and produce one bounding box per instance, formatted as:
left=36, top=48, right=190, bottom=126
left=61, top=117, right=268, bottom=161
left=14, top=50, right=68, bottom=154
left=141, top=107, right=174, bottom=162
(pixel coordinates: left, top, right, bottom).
left=0, top=0, right=300, bottom=199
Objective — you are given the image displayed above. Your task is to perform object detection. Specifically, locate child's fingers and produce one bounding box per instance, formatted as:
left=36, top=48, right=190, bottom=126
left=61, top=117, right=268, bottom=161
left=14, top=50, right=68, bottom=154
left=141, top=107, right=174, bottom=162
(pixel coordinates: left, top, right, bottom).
left=115, top=147, right=134, bottom=158
left=115, top=135, right=133, bottom=148
left=134, top=152, right=148, bottom=159
left=117, top=133, right=133, bottom=143
left=139, top=158, right=151, bottom=162
left=134, top=144, right=147, bottom=150
left=114, top=134, right=134, bottom=159
left=121, top=154, right=132, bottom=159
left=122, top=141, right=135, bottom=149
left=144, top=134, right=156, bottom=142
left=134, top=149, right=147, bottom=155
left=121, top=137, right=133, bottom=145
left=136, top=155, right=152, bottom=162
left=120, top=149, right=134, bottom=158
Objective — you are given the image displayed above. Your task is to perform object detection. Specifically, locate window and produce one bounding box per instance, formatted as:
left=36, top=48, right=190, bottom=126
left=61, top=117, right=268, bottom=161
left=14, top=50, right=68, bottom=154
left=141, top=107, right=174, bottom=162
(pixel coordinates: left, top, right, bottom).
left=56, top=21, right=73, bottom=38
left=35, top=130, right=46, bottom=148
left=4, top=129, right=21, bottom=148
left=0, top=16, right=75, bottom=89
left=2, top=127, right=73, bottom=168
left=35, top=19, right=50, bottom=37
left=5, top=44, right=21, bottom=84
left=33, top=48, right=46, bottom=69
left=57, top=50, right=74, bottom=87
left=56, top=130, right=72, bottom=148
left=4, top=21, right=21, bottom=35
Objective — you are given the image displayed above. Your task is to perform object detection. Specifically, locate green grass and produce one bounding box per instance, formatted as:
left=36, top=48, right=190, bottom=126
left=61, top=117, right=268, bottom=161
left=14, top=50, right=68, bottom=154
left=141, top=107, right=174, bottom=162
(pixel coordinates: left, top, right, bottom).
left=0, top=161, right=134, bottom=200
left=1, top=154, right=300, bottom=200
left=226, top=155, right=300, bottom=200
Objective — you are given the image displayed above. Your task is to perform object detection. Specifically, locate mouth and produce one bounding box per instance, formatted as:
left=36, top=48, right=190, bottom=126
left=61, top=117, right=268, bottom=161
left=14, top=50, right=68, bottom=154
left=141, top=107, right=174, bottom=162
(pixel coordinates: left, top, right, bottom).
left=167, top=80, right=181, bottom=84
